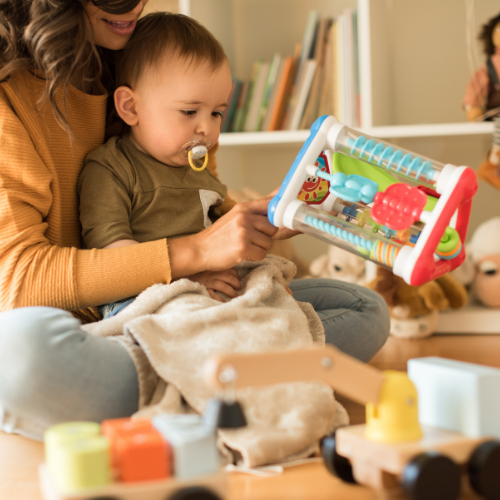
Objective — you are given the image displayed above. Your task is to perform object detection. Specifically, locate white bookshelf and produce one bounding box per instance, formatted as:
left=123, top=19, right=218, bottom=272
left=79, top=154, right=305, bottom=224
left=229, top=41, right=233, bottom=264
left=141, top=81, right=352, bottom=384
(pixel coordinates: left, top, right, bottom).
left=219, top=122, right=495, bottom=146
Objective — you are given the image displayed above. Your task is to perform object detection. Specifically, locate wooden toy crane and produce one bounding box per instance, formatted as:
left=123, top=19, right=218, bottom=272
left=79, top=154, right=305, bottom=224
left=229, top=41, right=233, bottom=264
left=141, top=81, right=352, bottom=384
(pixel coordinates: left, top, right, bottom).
left=204, top=346, right=500, bottom=500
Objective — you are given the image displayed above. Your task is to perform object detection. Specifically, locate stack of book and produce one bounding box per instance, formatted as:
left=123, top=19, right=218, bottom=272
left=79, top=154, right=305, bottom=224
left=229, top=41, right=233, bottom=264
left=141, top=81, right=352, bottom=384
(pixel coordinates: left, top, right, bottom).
left=221, top=9, right=360, bottom=134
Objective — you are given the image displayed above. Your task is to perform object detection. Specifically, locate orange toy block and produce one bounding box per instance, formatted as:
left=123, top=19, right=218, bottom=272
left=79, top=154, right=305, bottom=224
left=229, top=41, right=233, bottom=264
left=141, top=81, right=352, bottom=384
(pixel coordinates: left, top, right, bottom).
left=102, top=418, right=172, bottom=483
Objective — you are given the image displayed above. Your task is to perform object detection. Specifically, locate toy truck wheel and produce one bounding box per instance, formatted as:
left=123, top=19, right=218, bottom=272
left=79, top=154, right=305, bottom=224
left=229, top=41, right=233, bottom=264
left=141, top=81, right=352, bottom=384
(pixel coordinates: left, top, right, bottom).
left=468, top=440, right=500, bottom=499
left=88, top=497, right=120, bottom=500
left=321, top=433, right=356, bottom=484
left=402, top=452, right=461, bottom=500
left=168, top=486, right=222, bottom=500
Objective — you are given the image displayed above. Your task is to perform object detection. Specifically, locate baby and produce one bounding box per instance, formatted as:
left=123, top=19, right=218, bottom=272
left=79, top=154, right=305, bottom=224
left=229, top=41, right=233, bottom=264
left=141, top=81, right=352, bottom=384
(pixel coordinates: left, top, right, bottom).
left=78, top=12, right=239, bottom=318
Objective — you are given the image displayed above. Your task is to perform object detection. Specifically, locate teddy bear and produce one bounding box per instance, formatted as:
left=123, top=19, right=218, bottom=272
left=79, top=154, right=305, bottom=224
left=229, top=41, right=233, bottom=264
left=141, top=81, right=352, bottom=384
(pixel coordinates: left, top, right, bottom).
left=309, top=245, right=366, bottom=284
left=452, top=217, right=500, bottom=308
left=367, top=267, right=468, bottom=339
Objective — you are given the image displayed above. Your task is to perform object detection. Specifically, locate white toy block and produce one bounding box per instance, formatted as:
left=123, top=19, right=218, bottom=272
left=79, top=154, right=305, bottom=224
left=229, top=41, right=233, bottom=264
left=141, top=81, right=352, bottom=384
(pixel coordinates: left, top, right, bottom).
left=408, top=357, right=500, bottom=439
left=152, top=414, right=219, bottom=480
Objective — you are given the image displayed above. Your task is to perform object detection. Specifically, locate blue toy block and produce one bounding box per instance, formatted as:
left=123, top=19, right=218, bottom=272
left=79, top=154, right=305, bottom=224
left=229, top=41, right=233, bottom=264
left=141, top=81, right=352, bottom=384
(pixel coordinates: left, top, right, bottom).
left=152, top=414, right=219, bottom=480
left=408, top=357, right=500, bottom=439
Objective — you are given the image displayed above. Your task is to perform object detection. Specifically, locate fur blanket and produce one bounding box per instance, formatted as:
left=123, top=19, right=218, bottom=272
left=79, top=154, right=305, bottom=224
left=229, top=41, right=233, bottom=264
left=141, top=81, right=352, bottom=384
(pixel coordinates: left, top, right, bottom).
left=82, top=255, right=348, bottom=467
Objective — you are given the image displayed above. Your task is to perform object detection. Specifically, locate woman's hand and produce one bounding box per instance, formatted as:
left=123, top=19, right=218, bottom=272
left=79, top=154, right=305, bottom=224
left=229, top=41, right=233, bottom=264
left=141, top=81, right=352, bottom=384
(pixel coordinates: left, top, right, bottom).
left=187, top=269, right=241, bottom=302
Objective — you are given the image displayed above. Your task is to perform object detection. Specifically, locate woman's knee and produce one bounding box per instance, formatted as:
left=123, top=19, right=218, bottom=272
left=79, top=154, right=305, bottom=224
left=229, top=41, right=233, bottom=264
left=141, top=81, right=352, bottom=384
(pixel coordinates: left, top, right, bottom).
left=0, top=307, right=83, bottom=401
left=359, top=286, right=391, bottom=351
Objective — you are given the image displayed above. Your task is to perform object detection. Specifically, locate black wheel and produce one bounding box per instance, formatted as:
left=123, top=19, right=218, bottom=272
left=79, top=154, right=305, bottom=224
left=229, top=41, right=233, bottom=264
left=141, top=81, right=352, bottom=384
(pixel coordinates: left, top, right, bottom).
left=402, top=452, right=461, bottom=500
left=468, top=440, right=500, bottom=499
left=168, top=486, right=222, bottom=500
left=88, top=497, right=121, bottom=500
left=321, top=432, right=356, bottom=484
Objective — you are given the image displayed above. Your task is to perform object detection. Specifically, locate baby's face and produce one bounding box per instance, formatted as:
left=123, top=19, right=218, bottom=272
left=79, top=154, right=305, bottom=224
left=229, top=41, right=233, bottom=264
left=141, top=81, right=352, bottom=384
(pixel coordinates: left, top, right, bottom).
left=130, top=57, right=232, bottom=166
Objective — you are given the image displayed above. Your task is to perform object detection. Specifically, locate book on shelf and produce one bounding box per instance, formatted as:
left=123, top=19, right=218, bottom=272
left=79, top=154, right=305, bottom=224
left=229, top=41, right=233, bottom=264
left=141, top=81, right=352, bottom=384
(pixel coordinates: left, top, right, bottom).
left=300, top=17, right=329, bottom=129
left=236, top=61, right=261, bottom=132
left=288, top=59, right=317, bottom=130
left=232, top=81, right=249, bottom=133
left=221, top=79, right=241, bottom=133
left=256, top=53, right=281, bottom=131
left=261, top=57, right=286, bottom=131
left=244, top=61, right=270, bottom=132
left=222, top=8, right=360, bottom=134
left=269, top=45, right=300, bottom=131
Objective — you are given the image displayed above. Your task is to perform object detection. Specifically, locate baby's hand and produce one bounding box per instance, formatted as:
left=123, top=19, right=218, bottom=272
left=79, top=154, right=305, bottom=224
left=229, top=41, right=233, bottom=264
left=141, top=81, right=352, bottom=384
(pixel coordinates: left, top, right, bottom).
left=187, top=269, right=241, bottom=302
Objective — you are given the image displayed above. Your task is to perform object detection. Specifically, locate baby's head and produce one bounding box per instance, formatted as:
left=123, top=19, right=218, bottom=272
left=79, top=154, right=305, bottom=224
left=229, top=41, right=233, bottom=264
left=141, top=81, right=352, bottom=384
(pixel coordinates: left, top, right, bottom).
left=115, top=12, right=231, bottom=167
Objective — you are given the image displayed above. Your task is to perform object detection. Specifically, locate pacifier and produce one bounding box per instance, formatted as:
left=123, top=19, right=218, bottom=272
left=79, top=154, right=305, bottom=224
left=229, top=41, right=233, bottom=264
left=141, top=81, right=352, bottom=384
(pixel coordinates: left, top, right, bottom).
left=178, top=140, right=214, bottom=172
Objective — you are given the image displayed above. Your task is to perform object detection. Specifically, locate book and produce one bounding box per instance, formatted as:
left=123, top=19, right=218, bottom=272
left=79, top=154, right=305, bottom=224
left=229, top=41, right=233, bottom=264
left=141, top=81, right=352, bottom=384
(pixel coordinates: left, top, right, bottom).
left=333, top=17, right=342, bottom=123
left=232, top=81, right=250, bottom=132
left=244, top=61, right=270, bottom=132
left=300, top=18, right=329, bottom=129
left=261, top=58, right=286, bottom=131
left=221, top=79, right=241, bottom=133
left=288, top=59, right=317, bottom=130
left=296, top=10, right=321, bottom=80
left=256, top=53, right=281, bottom=131
left=318, top=20, right=334, bottom=118
left=270, top=44, right=300, bottom=130
left=236, top=61, right=261, bottom=132
left=267, top=56, right=293, bottom=131
left=280, top=43, right=303, bottom=129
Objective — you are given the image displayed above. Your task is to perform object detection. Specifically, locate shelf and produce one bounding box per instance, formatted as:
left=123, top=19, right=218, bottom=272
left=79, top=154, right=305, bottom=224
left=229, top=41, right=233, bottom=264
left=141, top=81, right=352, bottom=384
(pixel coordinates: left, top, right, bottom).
left=218, top=121, right=494, bottom=146
left=436, top=303, right=500, bottom=335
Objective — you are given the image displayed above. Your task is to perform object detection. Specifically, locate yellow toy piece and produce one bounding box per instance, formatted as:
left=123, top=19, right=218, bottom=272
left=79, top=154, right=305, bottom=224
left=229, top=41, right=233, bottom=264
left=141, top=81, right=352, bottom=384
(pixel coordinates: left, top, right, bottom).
left=188, top=150, right=209, bottom=171
left=48, top=435, right=110, bottom=493
left=365, top=370, right=422, bottom=443
left=45, top=422, right=101, bottom=475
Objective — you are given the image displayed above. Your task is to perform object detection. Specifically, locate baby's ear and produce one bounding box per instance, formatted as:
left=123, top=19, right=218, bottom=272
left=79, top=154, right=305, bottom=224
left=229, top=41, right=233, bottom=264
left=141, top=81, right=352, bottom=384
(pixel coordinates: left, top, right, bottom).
left=114, top=86, right=138, bottom=126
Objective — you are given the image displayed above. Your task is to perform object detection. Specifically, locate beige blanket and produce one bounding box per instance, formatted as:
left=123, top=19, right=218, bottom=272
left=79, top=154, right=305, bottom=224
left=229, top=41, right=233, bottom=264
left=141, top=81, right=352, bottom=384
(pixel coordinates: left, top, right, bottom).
left=82, top=255, right=348, bottom=467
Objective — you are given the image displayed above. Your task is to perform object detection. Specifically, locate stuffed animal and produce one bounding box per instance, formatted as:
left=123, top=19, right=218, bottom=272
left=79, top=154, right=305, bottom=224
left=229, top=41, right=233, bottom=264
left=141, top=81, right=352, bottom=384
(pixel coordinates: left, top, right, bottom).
left=368, top=267, right=468, bottom=339
left=309, top=246, right=366, bottom=284
left=453, top=217, right=500, bottom=308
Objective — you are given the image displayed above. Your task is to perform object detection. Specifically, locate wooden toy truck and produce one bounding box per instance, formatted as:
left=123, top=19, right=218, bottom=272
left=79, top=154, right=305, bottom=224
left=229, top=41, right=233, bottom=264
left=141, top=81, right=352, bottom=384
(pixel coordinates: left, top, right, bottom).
left=204, top=347, right=500, bottom=500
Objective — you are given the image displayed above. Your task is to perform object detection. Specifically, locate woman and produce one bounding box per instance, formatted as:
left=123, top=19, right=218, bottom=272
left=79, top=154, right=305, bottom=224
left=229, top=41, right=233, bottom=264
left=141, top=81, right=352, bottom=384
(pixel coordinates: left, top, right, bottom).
left=0, top=0, right=389, bottom=440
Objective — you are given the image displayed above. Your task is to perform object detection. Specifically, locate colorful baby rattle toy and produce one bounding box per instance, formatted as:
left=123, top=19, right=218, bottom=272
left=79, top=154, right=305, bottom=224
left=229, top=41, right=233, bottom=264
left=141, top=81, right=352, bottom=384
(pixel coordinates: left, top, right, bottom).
left=268, top=115, right=478, bottom=286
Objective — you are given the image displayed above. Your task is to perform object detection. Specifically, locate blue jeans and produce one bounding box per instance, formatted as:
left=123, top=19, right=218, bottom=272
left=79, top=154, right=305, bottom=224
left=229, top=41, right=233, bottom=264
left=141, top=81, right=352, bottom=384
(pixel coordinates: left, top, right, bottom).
left=0, top=279, right=389, bottom=440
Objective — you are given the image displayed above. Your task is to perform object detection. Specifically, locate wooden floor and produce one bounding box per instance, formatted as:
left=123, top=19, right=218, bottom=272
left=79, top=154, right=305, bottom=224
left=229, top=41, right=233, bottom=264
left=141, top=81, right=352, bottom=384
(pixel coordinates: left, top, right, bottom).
left=3, top=334, right=500, bottom=500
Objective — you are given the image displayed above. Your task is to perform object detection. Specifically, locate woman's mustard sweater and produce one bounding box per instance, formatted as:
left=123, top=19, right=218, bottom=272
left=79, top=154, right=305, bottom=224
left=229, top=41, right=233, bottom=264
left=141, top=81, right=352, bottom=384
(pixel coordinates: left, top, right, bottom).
left=0, top=71, right=230, bottom=323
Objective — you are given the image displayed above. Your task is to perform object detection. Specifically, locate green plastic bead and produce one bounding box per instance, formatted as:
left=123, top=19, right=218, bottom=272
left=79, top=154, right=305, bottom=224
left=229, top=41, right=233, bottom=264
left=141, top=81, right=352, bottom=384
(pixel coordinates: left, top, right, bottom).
left=436, top=227, right=460, bottom=254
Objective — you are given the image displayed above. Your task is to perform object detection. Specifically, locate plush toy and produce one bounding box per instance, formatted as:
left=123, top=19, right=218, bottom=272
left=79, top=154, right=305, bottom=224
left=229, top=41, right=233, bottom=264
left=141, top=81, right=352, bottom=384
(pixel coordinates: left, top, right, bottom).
left=453, top=217, right=500, bottom=308
left=367, top=267, right=468, bottom=339
left=309, top=246, right=366, bottom=284
left=463, top=11, right=500, bottom=189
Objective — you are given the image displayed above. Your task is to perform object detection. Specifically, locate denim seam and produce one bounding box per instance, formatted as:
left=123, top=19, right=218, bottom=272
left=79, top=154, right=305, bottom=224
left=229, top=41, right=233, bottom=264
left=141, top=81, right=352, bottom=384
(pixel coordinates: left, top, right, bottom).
left=290, top=284, right=365, bottom=312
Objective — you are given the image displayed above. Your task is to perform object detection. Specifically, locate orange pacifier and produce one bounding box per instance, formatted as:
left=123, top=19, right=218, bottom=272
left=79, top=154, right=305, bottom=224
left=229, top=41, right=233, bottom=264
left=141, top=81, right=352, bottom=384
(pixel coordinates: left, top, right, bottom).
left=178, top=140, right=214, bottom=171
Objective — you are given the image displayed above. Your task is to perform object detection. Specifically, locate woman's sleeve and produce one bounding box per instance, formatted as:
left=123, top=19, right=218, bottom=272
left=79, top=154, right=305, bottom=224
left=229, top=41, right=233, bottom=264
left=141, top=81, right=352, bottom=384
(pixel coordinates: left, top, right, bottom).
left=0, top=97, right=171, bottom=311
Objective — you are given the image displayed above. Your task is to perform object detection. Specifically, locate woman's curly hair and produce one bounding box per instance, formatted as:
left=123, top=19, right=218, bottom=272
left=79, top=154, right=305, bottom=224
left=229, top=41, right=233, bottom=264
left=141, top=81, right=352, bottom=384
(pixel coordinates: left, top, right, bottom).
left=479, top=12, right=500, bottom=57
left=0, top=0, right=141, bottom=134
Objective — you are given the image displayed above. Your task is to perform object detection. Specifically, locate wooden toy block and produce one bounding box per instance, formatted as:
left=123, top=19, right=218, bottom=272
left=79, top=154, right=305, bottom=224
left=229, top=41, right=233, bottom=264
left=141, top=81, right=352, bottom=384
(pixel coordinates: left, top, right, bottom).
left=408, top=357, right=500, bottom=439
left=152, top=414, right=219, bottom=480
left=46, top=435, right=111, bottom=493
left=102, top=417, right=154, bottom=470
left=113, top=427, right=171, bottom=482
left=39, top=463, right=226, bottom=500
